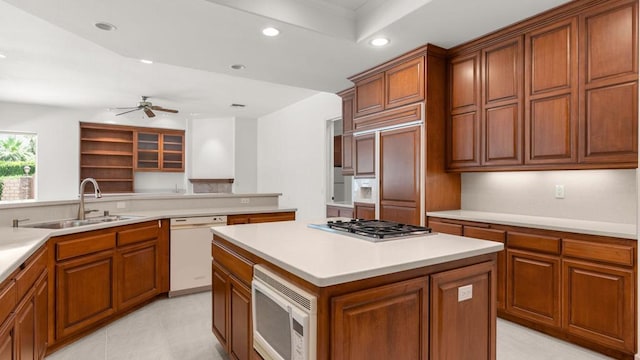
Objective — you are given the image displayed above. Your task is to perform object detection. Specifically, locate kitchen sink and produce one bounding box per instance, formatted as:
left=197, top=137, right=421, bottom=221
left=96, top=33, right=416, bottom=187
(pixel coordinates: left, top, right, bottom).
left=24, top=215, right=142, bottom=229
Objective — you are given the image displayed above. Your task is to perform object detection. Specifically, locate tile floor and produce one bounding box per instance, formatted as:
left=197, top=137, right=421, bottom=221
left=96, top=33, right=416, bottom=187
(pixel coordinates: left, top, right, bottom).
left=45, top=291, right=614, bottom=360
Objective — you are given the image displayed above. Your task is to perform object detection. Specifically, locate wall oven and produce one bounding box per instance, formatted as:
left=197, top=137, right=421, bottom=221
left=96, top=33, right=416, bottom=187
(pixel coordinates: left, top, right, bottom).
left=252, top=265, right=317, bottom=360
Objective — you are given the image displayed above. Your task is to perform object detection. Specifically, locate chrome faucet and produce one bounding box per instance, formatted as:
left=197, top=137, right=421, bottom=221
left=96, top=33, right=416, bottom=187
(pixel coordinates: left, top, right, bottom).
left=78, top=178, right=102, bottom=220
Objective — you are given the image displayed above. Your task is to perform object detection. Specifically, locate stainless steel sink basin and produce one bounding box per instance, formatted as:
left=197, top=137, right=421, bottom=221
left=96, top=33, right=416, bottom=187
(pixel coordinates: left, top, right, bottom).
left=24, top=215, right=141, bottom=229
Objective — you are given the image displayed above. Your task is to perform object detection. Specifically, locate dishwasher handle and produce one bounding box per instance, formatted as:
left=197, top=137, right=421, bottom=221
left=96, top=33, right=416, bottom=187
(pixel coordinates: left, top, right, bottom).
left=170, top=216, right=228, bottom=229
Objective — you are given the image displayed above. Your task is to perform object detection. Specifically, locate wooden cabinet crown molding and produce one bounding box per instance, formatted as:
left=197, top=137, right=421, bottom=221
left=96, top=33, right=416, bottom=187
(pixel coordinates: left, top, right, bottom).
left=447, top=0, right=613, bottom=56
left=348, top=44, right=446, bottom=83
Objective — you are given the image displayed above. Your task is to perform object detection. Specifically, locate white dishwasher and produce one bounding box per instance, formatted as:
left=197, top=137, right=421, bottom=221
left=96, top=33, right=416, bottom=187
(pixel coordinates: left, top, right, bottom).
left=170, top=215, right=227, bottom=297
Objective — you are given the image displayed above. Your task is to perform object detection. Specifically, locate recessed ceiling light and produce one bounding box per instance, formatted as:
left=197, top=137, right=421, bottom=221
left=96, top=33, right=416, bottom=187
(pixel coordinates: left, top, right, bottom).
left=230, top=64, right=246, bottom=70
left=94, top=22, right=117, bottom=31
left=140, top=59, right=153, bottom=64
left=262, top=27, right=280, bottom=37
left=0, top=53, right=6, bottom=59
left=230, top=103, right=246, bottom=108
left=370, top=37, right=390, bottom=47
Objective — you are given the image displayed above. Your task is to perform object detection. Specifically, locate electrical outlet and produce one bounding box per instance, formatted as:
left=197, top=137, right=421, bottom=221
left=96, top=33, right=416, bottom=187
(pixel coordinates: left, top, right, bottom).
left=458, top=284, right=473, bottom=302
left=116, top=201, right=127, bottom=209
left=555, top=185, right=565, bottom=199
left=240, top=198, right=250, bottom=204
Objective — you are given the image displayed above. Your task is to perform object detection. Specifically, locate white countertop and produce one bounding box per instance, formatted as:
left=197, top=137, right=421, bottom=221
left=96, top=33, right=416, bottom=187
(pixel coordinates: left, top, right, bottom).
left=211, top=220, right=503, bottom=287
left=427, top=210, right=637, bottom=240
left=0, top=205, right=296, bottom=285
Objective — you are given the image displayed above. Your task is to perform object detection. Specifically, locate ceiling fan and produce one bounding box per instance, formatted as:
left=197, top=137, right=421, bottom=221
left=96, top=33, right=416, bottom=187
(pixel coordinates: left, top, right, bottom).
left=112, top=96, right=179, bottom=118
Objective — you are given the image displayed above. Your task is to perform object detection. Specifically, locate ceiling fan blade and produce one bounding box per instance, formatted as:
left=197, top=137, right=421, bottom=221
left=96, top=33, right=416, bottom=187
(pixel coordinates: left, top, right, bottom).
left=151, top=106, right=179, bottom=113
left=115, top=108, right=142, bottom=116
left=111, top=106, right=140, bottom=110
left=144, top=108, right=156, bottom=118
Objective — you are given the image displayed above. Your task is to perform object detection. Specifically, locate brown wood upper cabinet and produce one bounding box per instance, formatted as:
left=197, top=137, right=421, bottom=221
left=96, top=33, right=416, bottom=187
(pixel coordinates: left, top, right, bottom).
left=353, top=56, right=425, bottom=117
left=337, top=88, right=355, bottom=176
left=354, top=133, right=375, bottom=178
left=579, top=0, right=638, bottom=165
left=447, top=0, right=638, bottom=171
left=135, top=130, right=185, bottom=172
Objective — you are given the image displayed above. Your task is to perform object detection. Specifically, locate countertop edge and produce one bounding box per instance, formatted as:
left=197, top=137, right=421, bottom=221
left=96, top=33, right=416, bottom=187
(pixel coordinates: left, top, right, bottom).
left=427, top=211, right=637, bottom=240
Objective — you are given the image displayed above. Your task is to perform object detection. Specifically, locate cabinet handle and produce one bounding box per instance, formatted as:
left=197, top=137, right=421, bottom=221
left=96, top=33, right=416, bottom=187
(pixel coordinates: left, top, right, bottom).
left=158, top=220, right=162, bottom=228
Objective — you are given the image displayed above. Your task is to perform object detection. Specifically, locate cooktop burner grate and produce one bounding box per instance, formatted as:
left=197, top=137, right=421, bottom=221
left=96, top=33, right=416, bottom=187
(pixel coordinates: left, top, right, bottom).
left=326, top=219, right=432, bottom=239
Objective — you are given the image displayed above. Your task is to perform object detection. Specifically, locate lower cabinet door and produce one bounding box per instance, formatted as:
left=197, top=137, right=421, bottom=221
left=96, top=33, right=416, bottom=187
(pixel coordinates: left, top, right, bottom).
left=116, top=240, right=159, bottom=311
left=15, top=294, right=35, bottom=360
left=34, top=274, right=47, bottom=360
left=463, top=227, right=506, bottom=311
left=563, top=259, right=635, bottom=353
left=331, top=277, right=429, bottom=360
left=212, top=262, right=229, bottom=348
left=0, top=318, right=14, bottom=360
left=430, top=261, right=496, bottom=360
left=506, top=249, right=561, bottom=328
left=56, top=251, right=116, bottom=340
left=229, top=276, right=251, bottom=360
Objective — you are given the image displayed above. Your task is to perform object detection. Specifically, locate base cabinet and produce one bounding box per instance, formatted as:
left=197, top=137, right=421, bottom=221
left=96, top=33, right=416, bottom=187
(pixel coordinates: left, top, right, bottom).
left=563, top=259, right=635, bottom=353
left=0, top=319, right=14, bottom=360
left=211, top=243, right=254, bottom=360
left=331, top=277, right=429, bottom=360
left=428, top=216, right=637, bottom=358
left=227, top=212, right=295, bottom=225
left=431, top=261, right=496, bottom=360
left=51, top=220, right=168, bottom=347
left=506, top=249, right=561, bottom=327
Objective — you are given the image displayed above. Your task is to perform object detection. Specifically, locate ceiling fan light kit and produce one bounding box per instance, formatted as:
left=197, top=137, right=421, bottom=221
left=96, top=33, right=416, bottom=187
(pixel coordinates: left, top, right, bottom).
left=113, top=96, right=179, bottom=118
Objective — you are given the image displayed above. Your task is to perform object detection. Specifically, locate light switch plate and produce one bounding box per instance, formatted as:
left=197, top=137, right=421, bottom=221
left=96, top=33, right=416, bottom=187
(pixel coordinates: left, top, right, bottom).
left=240, top=198, right=250, bottom=204
left=458, top=284, right=473, bottom=302
left=555, top=185, right=565, bottom=199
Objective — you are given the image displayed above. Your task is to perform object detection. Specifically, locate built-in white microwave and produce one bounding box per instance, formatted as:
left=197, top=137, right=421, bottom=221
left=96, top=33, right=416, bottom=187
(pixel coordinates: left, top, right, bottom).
left=252, top=265, right=317, bottom=360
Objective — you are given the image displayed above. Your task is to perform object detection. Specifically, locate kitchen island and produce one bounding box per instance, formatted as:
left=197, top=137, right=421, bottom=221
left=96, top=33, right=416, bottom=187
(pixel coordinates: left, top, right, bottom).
left=211, top=220, right=504, bottom=360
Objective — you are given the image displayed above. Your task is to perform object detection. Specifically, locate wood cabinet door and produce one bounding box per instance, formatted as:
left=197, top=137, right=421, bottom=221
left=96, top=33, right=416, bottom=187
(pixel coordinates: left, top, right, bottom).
left=212, top=262, right=229, bottom=349
left=332, top=277, right=428, bottom=360
left=562, top=259, right=635, bottom=353
left=160, top=133, right=185, bottom=171
left=227, top=216, right=250, bottom=225
left=482, top=37, right=523, bottom=166
left=355, top=73, right=385, bottom=117
left=341, top=133, right=354, bottom=176
left=464, top=227, right=506, bottom=311
left=56, top=250, right=116, bottom=340
left=33, top=275, right=47, bottom=360
left=229, top=276, right=251, bottom=360
left=0, top=318, right=14, bottom=360
left=385, top=56, right=425, bottom=109
left=354, top=134, right=375, bottom=177
left=354, top=202, right=375, bottom=220
left=506, top=249, right=561, bottom=328
left=341, top=89, right=355, bottom=132
left=379, top=126, right=420, bottom=225
left=431, top=261, right=496, bottom=360
left=326, top=206, right=340, bottom=218
left=135, top=132, right=160, bottom=171
left=338, top=208, right=353, bottom=218
left=579, top=0, right=638, bottom=165
left=15, top=295, right=35, bottom=360
left=525, top=18, right=578, bottom=165
left=116, top=240, right=159, bottom=311
left=448, top=52, right=481, bottom=168
left=333, top=135, right=342, bottom=167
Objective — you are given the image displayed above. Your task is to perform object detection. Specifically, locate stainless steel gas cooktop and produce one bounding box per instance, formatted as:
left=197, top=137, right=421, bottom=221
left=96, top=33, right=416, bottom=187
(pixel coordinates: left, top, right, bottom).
left=308, top=219, right=433, bottom=242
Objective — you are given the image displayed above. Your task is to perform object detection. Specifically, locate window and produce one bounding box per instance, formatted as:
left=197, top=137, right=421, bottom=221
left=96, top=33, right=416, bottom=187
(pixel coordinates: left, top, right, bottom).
left=0, top=132, right=37, bottom=201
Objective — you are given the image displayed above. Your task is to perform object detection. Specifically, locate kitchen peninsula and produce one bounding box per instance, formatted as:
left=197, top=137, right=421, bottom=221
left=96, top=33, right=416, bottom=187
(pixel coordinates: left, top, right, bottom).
left=211, top=221, right=504, bottom=360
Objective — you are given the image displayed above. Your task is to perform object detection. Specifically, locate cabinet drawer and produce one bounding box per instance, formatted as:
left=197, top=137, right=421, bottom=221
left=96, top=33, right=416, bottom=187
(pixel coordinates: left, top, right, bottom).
left=212, top=241, right=253, bottom=286
left=0, top=280, right=16, bottom=325
left=563, top=239, right=634, bottom=267
left=429, top=221, right=463, bottom=236
left=507, top=232, right=561, bottom=255
left=57, top=233, right=116, bottom=261
left=464, top=227, right=505, bottom=243
left=118, top=223, right=159, bottom=247
left=15, top=246, right=47, bottom=301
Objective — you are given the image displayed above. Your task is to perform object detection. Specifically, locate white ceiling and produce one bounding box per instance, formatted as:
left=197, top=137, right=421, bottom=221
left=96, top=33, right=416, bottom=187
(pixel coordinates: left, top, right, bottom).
left=0, top=0, right=572, bottom=119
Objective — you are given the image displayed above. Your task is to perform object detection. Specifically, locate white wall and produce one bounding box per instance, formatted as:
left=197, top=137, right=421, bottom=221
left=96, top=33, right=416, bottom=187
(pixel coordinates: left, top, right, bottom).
left=462, top=169, right=637, bottom=224
left=188, top=117, right=235, bottom=179
left=234, top=117, right=258, bottom=193
left=257, top=92, right=341, bottom=220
